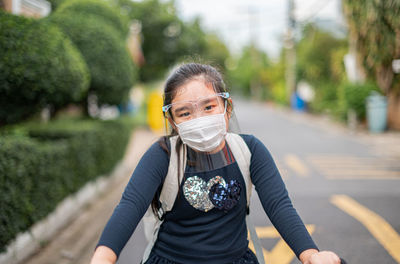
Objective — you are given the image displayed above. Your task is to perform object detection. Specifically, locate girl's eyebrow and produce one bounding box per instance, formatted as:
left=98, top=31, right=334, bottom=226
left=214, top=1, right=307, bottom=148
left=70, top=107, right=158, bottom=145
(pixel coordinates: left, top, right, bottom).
left=174, top=105, right=191, bottom=113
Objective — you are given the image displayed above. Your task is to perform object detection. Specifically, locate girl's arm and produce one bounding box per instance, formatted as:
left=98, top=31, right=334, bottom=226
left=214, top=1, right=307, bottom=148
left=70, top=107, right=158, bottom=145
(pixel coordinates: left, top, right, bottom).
left=245, top=135, right=340, bottom=263
left=91, top=141, right=170, bottom=262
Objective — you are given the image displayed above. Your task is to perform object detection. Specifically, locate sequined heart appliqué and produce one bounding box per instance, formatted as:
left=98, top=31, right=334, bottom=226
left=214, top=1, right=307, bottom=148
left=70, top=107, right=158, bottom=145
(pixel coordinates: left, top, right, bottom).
left=183, top=175, right=241, bottom=212
left=183, top=176, right=226, bottom=212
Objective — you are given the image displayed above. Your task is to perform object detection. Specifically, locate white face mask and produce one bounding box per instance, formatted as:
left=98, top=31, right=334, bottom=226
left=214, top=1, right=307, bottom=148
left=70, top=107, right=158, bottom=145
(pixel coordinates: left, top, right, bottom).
left=175, top=110, right=227, bottom=152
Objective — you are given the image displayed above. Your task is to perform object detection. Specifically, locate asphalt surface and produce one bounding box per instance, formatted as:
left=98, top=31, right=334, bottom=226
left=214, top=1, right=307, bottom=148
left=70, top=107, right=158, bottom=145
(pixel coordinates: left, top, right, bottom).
left=233, top=99, right=400, bottom=264
left=24, top=99, right=400, bottom=264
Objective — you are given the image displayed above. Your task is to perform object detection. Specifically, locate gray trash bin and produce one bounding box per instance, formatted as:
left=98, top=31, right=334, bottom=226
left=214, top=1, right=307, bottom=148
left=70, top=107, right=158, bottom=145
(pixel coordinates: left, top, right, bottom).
left=366, top=91, right=387, bottom=133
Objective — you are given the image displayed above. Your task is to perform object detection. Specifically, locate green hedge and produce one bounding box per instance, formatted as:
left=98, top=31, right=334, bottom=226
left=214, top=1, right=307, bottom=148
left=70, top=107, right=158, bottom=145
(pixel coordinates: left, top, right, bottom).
left=0, top=117, right=135, bottom=251
left=337, top=82, right=380, bottom=121
left=50, top=12, right=136, bottom=105
left=0, top=11, right=90, bottom=125
left=308, top=82, right=338, bottom=114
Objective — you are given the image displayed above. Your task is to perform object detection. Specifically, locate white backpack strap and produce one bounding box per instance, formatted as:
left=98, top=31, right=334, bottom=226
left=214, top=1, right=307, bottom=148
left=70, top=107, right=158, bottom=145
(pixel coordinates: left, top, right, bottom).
left=226, top=133, right=265, bottom=264
left=142, top=136, right=186, bottom=263
left=159, top=135, right=186, bottom=212
left=225, top=133, right=252, bottom=207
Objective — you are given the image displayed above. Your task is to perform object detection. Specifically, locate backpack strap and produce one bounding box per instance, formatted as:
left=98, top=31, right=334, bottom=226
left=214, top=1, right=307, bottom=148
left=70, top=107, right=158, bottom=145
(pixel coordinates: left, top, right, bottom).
left=225, top=133, right=252, bottom=208
left=226, top=133, right=265, bottom=264
left=142, top=136, right=186, bottom=263
left=159, top=135, right=187, bottom=212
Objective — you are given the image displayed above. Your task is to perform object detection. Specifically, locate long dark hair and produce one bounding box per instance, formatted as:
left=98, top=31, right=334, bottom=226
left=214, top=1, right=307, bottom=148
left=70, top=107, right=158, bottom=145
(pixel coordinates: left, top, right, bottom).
left=152, top=62, right=231, bottom=216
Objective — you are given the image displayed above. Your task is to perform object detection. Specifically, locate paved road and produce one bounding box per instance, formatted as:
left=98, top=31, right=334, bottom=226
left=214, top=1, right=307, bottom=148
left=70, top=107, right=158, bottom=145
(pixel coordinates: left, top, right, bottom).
left=118, top=99, right=400, bottom=264
left=24, top=99, right=400, bottom=264
left=232, top=99, right=400, bottom=264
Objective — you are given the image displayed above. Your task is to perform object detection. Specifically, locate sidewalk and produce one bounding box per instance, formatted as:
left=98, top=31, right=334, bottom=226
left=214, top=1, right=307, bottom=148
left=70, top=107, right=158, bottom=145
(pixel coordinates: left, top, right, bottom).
left=24, top=128, right=158, bottom=264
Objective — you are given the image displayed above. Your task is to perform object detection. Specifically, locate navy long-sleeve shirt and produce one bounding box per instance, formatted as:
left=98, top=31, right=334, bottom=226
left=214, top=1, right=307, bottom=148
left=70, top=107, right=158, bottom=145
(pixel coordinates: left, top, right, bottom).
left=96, top=134, right=318, bottom=263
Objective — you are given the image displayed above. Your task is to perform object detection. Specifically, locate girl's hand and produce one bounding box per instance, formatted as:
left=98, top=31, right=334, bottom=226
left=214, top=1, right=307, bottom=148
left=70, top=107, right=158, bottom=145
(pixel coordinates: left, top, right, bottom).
left=90, top=246, right=117, bottom=264
left=304, top=250, right=341, bottom=264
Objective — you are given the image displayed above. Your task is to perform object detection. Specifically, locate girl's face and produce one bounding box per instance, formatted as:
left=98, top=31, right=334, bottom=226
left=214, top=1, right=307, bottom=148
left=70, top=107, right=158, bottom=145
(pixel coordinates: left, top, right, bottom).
left=168, top=78, right=231, bottom=129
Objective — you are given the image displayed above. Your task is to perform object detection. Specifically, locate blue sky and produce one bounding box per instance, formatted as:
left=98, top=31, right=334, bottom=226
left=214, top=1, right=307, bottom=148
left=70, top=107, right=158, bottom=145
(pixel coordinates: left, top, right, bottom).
left=174, top=0, right=345, bottom=58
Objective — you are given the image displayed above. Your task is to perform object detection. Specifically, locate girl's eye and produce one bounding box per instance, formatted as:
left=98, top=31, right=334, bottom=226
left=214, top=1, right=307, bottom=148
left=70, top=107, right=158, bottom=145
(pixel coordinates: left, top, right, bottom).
left=204, top=105, right=214, bottom=111
left=178, top=112, right=190, bottom=117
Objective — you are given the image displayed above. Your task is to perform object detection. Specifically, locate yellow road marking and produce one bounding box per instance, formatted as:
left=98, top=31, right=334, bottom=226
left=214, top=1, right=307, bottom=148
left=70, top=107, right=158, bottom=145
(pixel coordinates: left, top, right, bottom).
left=307, top=155, right=400, bottom=180
left=248, top=225, right=315, bottom=264
left=284, top=154, right=310, bottom=177
left=331, top=195, right=400, bottom=263
left=323, top=170, right=400, bottom=179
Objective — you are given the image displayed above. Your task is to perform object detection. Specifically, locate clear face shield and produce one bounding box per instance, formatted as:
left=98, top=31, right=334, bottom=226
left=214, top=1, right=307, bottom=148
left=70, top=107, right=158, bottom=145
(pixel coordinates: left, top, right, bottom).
left=162, top=79, right=241, bottom=173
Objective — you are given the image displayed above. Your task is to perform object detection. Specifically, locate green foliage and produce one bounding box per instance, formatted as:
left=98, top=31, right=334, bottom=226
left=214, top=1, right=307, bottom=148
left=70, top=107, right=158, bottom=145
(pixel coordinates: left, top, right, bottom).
left=50, top=12, right=137, bottom=105
left=55, top=0, right=130, bottom=38
left=343, top=0, right=400, bottom=94
left=0, top=117, right=134, bottom=251
left=113, top=0, right=228, bottom=82
left=114, top=0, right=184, bottom=81
left=296, top=24, right=347, bottom=86
left=226, top=44, right=271, bottom=99
left=202, top=33, right=230, bottom=72
left=0, top=136, right=69, bottom=251
left=265, top=57, right=288, bottom=105
left=295, top=23, right=348, bottom=114
left=0, top=11, right=90, bottom=125
left=308, top=82, right=339, bottom=114
left=46, top=0, right=66, bottom=10
left=336, top=82, right=380, bottom=121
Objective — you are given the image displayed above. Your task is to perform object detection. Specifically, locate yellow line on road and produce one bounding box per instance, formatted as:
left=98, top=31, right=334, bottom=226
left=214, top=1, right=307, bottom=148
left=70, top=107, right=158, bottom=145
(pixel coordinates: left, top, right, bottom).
left=331, top=195, right=400, bottom=263
left=323, top=170, right=400, bottom=179
left=284, top=154, right=310, bottom=177
left=248, top=225, right=315, bottom=264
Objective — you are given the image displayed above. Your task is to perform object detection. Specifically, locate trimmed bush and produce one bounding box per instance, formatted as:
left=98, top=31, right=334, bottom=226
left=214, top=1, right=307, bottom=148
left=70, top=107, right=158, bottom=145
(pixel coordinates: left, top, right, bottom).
left=46, top=0, right=67, bottom=10
left=50, top=13, right=136, bottom=105
left=337, top=82, right=380, bottom=121
left=0, top=11, right=90, bottom=125
left=308, top=82, right=338, bottom=114
left=0, top=136, right=69, bottom=251
left=0, top=117, right=134, bottom=251
left=55, top=0, right=130, bottom=38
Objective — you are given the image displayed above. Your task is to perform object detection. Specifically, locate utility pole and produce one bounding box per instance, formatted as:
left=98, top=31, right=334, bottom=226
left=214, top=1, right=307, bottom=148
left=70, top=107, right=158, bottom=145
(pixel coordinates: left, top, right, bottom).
left=285, top=0, right=296, bottom=103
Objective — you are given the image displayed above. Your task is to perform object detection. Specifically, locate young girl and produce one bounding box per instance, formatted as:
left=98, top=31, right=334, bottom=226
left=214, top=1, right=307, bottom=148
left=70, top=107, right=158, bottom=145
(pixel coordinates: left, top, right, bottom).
left=90, top=63, right=341, bottom=264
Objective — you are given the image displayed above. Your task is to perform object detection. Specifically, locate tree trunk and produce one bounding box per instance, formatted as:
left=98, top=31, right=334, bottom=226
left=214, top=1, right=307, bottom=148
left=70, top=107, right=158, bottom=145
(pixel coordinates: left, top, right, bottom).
left=375, top=64, right=394, bottom=95
left=387, top=92, right=400, bottom=130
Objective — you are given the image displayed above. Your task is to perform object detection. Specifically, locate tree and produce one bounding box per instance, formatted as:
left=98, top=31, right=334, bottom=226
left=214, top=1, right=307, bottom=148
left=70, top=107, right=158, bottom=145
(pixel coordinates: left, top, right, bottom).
left=343, top=0, right=400, bottom=128
left=226, top=44, right=271, bottom=99
left=113, top=0, right=229, bottom=82
left=55, top=0, right=130, bottom=38
left=50, top=0, right=137, bottom=109
left=0, top=11, right=89, bottom=125
left=296, top=23, right=347, bottom=113
left=202, top=33, right=230, bottom=73
left=296, top=23, right=347, bottom=85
